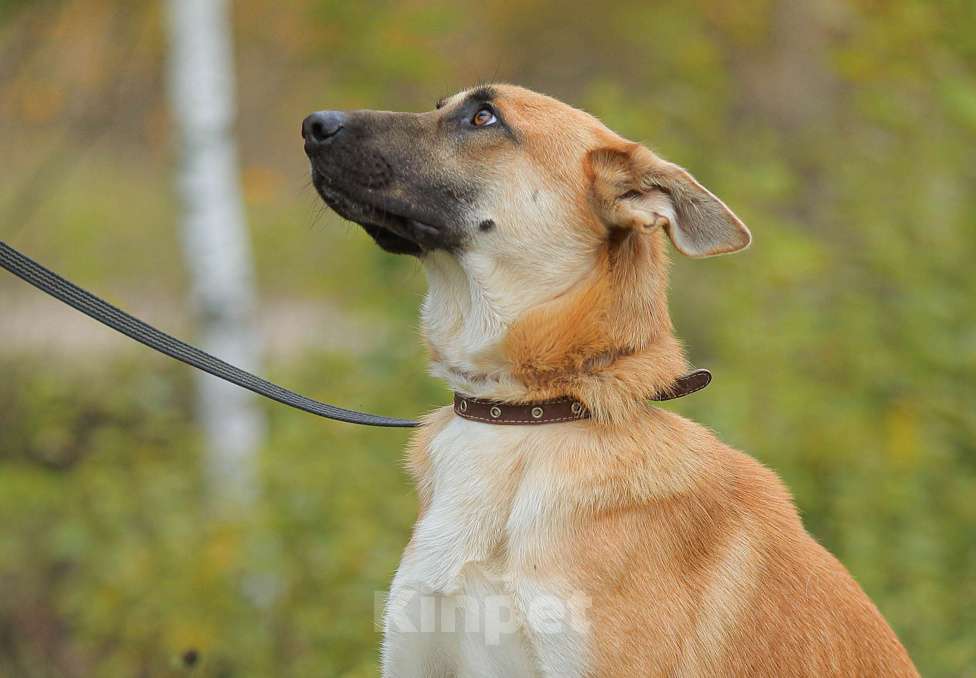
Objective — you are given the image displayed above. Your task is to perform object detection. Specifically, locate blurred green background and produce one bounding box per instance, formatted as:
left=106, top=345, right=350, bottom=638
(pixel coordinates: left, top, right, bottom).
left=1, top=0, right=974, bottom=676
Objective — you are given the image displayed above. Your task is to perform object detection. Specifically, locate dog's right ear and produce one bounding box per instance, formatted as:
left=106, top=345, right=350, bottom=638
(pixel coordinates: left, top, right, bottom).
left=588, top=145, right=751, bottom=258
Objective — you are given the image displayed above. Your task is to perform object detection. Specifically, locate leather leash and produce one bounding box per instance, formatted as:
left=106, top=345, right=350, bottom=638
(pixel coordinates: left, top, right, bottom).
left=0, top=241, right=416, bottom=427
left=0, top=240, right=709, bottom=428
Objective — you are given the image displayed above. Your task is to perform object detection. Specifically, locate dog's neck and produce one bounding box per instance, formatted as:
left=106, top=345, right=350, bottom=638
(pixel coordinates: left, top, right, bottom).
left=421, top=230, right=688, bottom=423
left=421, top=248, right=560, bottom=401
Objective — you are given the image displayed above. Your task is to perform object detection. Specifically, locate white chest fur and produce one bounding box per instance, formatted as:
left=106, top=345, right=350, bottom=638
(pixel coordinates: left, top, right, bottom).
left=382, top=417, right=590, bottom=678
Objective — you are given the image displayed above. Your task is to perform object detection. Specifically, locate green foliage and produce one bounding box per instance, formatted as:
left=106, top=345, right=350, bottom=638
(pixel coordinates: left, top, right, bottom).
left=0, top=354, right=435, bottom=677
left=0, top=0, right=36, bottom=20
left=1, top=0, right=975, bottom=676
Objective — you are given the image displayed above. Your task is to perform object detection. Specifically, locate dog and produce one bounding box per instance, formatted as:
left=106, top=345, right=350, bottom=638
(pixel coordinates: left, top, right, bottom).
left=302, top=84, right=918, bottom=677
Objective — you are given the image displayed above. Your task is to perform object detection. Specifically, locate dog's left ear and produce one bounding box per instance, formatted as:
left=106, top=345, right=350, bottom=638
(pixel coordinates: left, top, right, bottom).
left=589, top=146, right=751, bottom=257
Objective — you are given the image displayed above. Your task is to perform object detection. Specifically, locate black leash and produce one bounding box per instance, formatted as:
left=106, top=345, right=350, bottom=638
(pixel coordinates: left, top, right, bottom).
left=0, top=241, right=418, bottom=428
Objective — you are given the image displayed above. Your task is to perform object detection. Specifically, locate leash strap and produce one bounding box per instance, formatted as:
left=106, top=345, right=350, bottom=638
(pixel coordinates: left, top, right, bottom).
left=0, top=241, right=419, bottom=428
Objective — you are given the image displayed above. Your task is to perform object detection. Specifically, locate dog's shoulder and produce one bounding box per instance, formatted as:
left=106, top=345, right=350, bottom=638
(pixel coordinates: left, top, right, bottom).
left=638, top=406, right=797, bottom=505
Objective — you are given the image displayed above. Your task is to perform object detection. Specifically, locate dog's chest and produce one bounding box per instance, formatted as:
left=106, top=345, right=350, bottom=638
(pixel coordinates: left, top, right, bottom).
left=383, top=418, right=589, bottom=677
left=409, top=419, right=534, bottom=587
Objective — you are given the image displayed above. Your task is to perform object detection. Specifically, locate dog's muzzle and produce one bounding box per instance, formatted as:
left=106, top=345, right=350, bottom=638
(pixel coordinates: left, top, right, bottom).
left=301, top=108, right=468, bottom=256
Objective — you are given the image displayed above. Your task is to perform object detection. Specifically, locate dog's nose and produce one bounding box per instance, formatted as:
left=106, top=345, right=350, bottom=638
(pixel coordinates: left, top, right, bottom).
left=302, top=110, right=345, bottom=146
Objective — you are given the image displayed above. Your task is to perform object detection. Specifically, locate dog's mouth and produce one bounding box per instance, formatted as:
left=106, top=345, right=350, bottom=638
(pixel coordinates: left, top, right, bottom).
left=311, top=168, right=447, bottom=256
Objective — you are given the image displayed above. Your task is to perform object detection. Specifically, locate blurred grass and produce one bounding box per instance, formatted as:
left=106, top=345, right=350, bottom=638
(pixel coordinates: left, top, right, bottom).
left=1, top=0, right=975, bottom=676
left=0, top=352, right=437, bottom=677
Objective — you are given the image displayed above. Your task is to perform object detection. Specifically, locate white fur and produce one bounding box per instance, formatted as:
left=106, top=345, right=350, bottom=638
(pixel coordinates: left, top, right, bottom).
left=382, top=417, right=590, bottom=677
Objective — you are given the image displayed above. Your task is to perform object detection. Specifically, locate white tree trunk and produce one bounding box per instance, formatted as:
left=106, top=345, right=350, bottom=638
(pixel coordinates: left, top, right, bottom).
left=165, top=0, right=265, bottom=511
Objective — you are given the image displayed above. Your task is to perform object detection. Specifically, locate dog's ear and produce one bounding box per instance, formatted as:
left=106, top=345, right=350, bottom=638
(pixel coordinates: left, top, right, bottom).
left=588, top=146, right=751, bottom=257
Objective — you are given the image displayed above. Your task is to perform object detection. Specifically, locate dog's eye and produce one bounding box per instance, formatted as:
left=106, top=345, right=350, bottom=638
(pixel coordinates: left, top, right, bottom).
left=471, top=107, right=497, bottom=127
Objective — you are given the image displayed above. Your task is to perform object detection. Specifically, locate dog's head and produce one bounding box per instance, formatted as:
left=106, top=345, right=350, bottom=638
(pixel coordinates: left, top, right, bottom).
left=304, top=84, right=751, bottom=416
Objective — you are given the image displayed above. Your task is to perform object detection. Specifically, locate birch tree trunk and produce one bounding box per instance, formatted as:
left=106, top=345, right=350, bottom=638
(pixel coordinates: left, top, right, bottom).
left=165, top=0, right=265, bottom=511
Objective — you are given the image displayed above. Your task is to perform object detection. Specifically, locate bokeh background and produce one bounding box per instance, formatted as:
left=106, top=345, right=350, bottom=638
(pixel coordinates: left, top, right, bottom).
left=1, top=0, right=974, bottom=676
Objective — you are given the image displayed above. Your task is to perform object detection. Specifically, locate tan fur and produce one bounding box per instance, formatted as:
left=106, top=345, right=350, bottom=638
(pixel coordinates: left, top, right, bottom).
left=388, top=84, right=917, bottom=677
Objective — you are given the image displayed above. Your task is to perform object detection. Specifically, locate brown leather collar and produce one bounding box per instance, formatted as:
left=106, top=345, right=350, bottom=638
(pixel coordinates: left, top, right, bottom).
left=453, top=369, right=712, bottom=425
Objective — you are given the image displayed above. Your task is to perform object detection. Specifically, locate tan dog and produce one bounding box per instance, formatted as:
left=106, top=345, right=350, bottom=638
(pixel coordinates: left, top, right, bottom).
left=302, top=84, right=918, bottom=677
